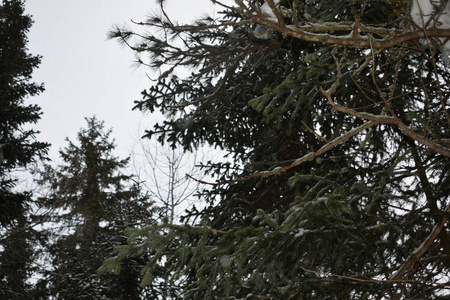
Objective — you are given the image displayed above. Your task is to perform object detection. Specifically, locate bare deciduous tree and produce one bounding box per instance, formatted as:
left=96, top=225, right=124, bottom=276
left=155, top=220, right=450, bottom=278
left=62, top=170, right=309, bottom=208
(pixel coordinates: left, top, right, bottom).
left=131, top=129, right=205, bottom=225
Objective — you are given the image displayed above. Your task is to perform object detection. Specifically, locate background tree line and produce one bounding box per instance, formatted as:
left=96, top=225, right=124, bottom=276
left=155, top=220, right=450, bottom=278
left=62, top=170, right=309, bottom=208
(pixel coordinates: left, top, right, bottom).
left=1, top=1, right=195, bottom=298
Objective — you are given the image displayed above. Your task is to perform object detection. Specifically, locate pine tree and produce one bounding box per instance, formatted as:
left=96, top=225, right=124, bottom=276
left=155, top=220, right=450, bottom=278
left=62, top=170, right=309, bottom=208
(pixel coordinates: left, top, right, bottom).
left=0, top=0, right=49, bottom=298
left=103, top=1, right=450, bottom=298
left=35, top=117, right=158, bottom=299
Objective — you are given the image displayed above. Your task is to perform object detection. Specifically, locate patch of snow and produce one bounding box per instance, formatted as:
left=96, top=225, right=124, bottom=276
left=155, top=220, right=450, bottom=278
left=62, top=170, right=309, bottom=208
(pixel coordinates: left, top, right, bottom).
left=253, top=0, right=281, bottom=39
left=260, top=0, right=281, bottom=19
left=411, top=0, right=450, bottom=64
left=294, top=228, right=310, bottom=238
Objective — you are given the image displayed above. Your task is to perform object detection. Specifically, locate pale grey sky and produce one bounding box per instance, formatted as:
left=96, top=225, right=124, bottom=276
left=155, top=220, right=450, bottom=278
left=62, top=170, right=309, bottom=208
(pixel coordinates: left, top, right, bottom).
left=25, top=0, right=217, bottom=160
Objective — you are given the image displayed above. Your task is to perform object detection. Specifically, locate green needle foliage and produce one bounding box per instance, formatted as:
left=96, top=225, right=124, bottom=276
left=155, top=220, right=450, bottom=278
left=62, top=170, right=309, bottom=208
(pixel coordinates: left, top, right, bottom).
left=103, top=1, right=450, bottom=298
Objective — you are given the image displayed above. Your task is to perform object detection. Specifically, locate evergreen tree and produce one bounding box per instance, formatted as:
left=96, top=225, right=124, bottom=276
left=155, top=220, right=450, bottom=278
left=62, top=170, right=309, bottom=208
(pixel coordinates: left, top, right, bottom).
left=0, top=0, right=48, bottom=298
left=102, top=1, right=450, bottom=298
left=35, top=117, right=158, bottom=299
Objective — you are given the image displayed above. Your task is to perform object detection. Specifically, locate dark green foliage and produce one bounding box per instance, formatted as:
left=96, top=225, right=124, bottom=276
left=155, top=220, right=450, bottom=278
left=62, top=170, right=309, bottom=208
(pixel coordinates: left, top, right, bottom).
left=0, top=0, right=47, bottom=224
left=103, top=0, right=450, bottom=298
left=0, top=1, right=48, bottom=298
left=0, top=0, right=47, bottom=223
left=34, top=117, right=158, bottom=299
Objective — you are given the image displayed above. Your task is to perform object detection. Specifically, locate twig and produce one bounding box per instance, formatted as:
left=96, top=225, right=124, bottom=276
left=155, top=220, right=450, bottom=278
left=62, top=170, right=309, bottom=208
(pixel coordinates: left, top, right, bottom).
left=301, top=120, right=328, bottom=143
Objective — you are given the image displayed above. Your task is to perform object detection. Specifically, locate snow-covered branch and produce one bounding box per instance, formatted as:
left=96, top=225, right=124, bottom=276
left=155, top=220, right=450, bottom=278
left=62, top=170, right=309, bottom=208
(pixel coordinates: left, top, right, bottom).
left=233, top=0, right=450, bottom=51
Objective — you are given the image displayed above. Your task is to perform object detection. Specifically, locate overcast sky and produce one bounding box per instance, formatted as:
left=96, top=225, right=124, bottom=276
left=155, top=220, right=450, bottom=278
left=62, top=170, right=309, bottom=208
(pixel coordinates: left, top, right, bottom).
left=24, top=0, right=217, bottom=161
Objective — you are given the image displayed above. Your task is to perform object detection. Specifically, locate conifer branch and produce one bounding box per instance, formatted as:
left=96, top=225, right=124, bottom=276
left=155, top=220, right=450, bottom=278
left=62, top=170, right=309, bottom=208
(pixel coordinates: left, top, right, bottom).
left=321, top=88, right=450, bottom=158
left=251, top=16, right=450, bottom=48
left=377, top=202, right=450, bottom=297
left=300, top=266, right=448, bottom=287
left=186, top=121, right=377, bottom=185
left=201, top=1, right=450, bottom=49
left=390, top=203, right=450, bottom=281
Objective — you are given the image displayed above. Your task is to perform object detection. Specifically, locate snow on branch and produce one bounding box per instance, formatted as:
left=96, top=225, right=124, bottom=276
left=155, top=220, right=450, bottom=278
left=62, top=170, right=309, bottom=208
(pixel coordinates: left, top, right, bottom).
left=217, top=0, right=450, bottom=50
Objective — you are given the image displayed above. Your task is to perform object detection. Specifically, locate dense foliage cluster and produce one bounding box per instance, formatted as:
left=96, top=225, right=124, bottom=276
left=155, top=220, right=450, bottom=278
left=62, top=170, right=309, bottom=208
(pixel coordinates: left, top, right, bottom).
left=101, top=0, right=450, bottom=299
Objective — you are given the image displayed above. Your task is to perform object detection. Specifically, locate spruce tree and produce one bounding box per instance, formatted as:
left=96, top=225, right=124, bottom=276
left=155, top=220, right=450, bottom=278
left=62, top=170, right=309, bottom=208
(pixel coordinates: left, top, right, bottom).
left=102, top=1, right=450, bottom=298
left=0, top=0, right=48, bottom=298
left=35, top=117, right=158, bottom=299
